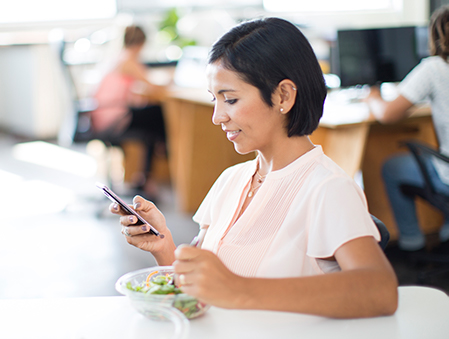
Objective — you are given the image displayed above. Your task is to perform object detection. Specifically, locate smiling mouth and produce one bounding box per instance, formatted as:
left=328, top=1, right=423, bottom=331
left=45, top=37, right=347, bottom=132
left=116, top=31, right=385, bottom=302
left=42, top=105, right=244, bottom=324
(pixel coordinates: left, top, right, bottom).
left=224, top=129, right=241, bottom=141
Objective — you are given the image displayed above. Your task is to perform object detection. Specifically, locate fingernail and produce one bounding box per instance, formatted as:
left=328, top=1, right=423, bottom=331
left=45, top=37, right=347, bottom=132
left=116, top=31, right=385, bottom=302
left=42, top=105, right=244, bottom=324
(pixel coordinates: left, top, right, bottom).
left=129, top=216, right=134, bottom=223
left=113, top=203, right=119, bottom=210
left=134, top=202, right=141, bottom=209
left=141, top=226, right=147, bottom=231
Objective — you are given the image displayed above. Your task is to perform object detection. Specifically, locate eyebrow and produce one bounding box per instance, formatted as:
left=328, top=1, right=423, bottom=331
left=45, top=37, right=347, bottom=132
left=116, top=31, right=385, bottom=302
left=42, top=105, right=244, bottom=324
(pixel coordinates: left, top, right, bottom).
left=207, top=89, right=237, bottom=96
left=217, top=89, right=237, bottom=95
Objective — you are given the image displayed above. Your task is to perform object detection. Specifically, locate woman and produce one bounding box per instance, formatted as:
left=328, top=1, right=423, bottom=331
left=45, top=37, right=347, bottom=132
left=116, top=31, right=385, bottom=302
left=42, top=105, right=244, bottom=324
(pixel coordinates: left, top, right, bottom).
left=112, top=18, right=398, bottom=318
left=366, top=5, right=449, bottom=253
left=91, top=25, right=167, bottom=196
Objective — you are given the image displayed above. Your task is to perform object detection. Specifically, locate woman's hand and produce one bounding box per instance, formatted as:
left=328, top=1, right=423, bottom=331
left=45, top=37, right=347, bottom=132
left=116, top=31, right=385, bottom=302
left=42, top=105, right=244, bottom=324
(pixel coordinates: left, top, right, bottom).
left=366, top=85, right=382, bottom=100
left=173, top=238, right=398, bottom=317
left=364, top=86, right=413, bottom=123
left=173, top=245, right=247, bottom=309
left=110, top=195, right=176, bottom=265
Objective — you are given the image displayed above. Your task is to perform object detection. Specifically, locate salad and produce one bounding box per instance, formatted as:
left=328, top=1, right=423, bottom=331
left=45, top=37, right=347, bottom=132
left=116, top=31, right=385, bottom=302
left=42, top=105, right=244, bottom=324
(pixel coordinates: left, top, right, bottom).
left=126, top=270, right=208, bottom=319
left=126, top=271, right=182, bottom=295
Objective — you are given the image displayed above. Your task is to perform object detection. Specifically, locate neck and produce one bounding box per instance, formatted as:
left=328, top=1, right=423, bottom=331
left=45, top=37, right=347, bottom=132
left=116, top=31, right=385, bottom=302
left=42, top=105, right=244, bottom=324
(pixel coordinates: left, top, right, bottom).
left=257, top=136, right=315, bottom=176
left=124, top=46, right=142, bottom=59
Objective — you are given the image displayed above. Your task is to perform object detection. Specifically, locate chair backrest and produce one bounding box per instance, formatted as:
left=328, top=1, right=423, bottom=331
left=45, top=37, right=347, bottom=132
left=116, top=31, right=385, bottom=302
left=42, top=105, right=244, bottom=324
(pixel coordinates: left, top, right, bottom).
left=400, top=140, right=449, bottom=216
left=52, top=36, right=99, bottom=144
left=371, top=214, right=390, bottom=250
left=72, top=98, right=98, bottom=142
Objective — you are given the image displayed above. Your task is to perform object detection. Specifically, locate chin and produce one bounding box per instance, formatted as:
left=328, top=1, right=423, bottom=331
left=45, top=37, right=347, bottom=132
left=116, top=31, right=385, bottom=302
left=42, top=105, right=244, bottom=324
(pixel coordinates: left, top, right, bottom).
left=233, top=143, right=255, bottom=156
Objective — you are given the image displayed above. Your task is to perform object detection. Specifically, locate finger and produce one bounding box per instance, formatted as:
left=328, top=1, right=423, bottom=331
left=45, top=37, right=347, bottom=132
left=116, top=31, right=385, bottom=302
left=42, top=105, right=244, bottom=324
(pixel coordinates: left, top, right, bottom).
left=109, top=202, right=134, bottom=217
left=121, top=226, right=132, bottom=237
left=109, top=203, right=121, bottom=215
left=174, top=270, right=198, bottom=287
left=125, top=233, right=159, bottom=249
left=174, top=244, right=202, bottom=261
left=133, top=195, right=158, bottom=213
left=178, top=273, right=188, bottom=286
left=119, top=214, right=139, bottom=226
left=121, top=224, right=153, bottom=237
left=173, top=246, right=205, bottom=276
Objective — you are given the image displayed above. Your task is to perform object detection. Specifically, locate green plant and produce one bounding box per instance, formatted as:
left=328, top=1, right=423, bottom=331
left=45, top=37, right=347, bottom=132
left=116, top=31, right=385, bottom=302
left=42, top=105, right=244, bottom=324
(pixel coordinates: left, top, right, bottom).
left=159, top=8, right=197, bottom=48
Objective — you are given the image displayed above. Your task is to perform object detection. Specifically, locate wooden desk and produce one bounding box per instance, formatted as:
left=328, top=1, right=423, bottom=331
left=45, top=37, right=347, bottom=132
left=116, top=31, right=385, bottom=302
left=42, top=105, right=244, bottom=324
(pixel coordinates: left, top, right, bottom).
left=362, top=113, right=442, bottom=240
left=163, top=89, right=442, bottom=239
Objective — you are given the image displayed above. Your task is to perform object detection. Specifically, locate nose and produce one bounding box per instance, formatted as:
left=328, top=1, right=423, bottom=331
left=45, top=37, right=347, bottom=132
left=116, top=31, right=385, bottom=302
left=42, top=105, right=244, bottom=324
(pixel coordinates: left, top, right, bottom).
left=211, top=103, right=229, bottom=126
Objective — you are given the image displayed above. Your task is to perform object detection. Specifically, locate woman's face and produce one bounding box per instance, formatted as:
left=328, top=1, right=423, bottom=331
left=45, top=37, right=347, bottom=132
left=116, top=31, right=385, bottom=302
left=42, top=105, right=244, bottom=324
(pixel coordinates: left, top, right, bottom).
left=206, top=62, right=287, bottom=155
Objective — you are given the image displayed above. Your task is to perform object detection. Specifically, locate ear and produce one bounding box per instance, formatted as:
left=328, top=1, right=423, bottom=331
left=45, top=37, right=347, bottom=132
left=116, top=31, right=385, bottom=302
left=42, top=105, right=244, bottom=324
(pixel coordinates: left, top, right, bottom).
left=274, top=79, right=297, bottom=114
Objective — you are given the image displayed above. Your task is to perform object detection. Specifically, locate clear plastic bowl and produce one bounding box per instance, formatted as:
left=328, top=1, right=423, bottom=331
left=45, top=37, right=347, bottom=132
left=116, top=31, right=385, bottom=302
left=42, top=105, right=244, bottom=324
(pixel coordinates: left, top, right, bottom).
left=115, top=266, right=210, bottom=320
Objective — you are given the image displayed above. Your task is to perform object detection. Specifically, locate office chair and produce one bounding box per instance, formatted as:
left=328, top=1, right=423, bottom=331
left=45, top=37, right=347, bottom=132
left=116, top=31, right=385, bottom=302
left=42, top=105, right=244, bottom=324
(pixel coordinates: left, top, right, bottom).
left=71, top=98, right=98, bottom=142
left=399, top=140, right=449, bottom=284
left=371, top=214, right=390, bottom=251
left=54, top=39, right=100, bottom=145
left=55, top=40, right=119, bottom=189
left=50, top=37, right=131, bottom=219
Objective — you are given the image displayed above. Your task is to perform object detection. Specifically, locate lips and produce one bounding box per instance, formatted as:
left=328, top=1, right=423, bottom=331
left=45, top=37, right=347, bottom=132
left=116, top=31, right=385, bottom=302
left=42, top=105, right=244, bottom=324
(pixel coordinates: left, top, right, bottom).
left=223, top=128, right=241, bottom=141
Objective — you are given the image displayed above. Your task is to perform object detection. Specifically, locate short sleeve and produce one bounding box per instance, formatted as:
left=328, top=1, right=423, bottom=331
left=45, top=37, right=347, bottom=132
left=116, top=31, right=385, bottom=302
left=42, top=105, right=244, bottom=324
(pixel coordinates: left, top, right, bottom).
left=398, top=59, right=434, bottom=104
left=192, top=164, right=239, bottom=228
left=192, top=174, right=221, bottom=228
left=306, top=175, right=380, bottom=258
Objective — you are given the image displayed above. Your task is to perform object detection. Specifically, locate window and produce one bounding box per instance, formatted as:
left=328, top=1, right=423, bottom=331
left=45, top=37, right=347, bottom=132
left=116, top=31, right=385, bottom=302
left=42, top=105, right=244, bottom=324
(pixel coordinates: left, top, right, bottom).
left=263, top=0, right=401, bottom=12
left=0, top=0, right=117, bottom=24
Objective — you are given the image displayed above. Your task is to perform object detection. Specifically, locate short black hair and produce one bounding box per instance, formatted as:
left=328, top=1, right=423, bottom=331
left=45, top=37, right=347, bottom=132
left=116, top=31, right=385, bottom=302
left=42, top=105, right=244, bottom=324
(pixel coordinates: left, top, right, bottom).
left=208, top=17, right=327, bottom=137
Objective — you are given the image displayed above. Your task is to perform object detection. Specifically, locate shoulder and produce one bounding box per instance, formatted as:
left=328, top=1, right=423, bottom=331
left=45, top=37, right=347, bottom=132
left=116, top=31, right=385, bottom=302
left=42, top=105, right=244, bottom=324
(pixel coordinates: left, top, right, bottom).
left=398, top=57, right=446, bottom=102
left=273, top=147, right=363, bottom=202
left=303, top=153, right=365, bottom=202
left=309, top=152, right=352, bottom=183
left=421, top=56, right=449, bottom=65
left=117, top=57, right=145, bottom=78
left=410, top=56, right=449, bottom=75
left=286, top=146, right=354, bottom=188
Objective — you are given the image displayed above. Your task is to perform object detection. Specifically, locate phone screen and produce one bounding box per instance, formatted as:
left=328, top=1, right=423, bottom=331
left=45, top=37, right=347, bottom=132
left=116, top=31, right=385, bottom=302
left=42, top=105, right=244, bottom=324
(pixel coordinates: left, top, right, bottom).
left=96, top=182, right=163, bottom=238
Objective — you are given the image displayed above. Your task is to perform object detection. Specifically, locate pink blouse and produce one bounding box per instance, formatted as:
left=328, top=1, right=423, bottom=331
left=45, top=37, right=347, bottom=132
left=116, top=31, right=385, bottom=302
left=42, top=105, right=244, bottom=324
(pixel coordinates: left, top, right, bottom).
left=91, top=72, right=135, bottom=132
left=193, top=146, right=380, bottom=278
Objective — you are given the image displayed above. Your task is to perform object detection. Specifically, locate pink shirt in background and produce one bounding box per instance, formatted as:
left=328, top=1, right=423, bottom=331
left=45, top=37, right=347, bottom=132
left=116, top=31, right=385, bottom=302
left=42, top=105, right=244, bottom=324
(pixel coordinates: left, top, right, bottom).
left=91, top=72, right=136, bottom=132
left=193, top=146, right=380, bottom=278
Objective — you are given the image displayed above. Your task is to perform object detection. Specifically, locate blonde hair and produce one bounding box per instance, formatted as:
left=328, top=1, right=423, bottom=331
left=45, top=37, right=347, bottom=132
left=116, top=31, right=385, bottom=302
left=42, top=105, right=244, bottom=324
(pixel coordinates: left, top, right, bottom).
left=124, top=26, right=146, bottom=48
left=429, top=5, right=449, bottom=61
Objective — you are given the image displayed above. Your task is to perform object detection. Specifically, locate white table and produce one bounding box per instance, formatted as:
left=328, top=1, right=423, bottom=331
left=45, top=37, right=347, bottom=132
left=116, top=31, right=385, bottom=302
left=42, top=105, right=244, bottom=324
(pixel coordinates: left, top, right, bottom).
left=0, top=286, right=448, bottom=339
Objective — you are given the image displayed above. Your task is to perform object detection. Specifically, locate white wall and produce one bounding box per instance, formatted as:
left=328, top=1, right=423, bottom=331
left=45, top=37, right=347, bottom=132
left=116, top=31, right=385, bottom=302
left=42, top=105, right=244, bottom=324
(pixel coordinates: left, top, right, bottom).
left=0, top=44, right=71, bottom=139
left=277, top=0, right=430, bottom=31
left=116, top=0, right=430, bottom=29
left=0, top=46, right=35, bottom=135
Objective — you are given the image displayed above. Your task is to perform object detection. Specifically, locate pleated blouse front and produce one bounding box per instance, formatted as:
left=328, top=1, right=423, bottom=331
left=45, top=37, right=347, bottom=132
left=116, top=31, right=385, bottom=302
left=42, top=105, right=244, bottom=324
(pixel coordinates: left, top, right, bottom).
left=193, top=146, right=380, bottom=278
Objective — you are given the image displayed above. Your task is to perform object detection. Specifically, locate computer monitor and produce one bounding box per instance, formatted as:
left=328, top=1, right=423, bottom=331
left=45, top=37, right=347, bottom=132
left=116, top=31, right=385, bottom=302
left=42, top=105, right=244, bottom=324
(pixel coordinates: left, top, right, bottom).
left=332, top=26, right=429, bottom=87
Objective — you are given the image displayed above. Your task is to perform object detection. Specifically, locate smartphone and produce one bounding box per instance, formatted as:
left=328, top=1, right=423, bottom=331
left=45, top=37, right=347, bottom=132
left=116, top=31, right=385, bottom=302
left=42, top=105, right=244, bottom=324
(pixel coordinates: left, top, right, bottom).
left=96, top=182, right=164, bottom=238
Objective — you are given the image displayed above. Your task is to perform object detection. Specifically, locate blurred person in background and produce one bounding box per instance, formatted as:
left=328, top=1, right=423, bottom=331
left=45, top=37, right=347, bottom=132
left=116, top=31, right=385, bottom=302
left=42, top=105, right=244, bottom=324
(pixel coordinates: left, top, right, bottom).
left=366, top=5, right=449, bottom=255
left=91, top=25, right=167, bottom=199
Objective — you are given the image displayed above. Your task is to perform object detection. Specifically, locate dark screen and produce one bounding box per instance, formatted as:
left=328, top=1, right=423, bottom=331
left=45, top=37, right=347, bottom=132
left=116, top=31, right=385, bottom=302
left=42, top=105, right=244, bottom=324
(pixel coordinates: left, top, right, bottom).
left=334, top=26, right=429, bottom=87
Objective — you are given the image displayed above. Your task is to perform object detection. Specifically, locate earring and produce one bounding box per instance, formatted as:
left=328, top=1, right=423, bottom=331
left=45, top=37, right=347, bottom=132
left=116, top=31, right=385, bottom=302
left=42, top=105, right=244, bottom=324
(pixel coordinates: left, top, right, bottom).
left=292, top=86, right=297, bottom=91
left=280, top=108, right=284, bottom=112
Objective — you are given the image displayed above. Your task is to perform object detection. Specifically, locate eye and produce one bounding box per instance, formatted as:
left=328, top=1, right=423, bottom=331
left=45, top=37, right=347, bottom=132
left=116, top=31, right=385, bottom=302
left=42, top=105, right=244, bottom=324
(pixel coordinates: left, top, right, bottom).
left=208, top=91, right=216, bottom=103
left=225, top=99, right=237, bottom=105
